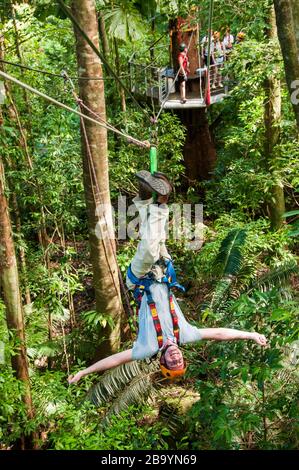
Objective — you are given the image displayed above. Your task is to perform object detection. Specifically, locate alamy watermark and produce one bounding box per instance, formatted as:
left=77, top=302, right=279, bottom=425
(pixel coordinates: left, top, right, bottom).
left=94, top=197, right=205, bottom=251
left=291, top=79, right=299, bottom=105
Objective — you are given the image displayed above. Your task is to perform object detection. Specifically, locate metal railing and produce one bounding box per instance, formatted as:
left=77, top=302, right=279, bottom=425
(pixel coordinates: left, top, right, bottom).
left=128, top=53, right=229, bottom=106
left=129, top=53, right=168, bottom=102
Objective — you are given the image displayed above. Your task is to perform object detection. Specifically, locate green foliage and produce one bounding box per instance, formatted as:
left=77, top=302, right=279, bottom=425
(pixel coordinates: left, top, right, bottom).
left=109, top=111, right=185, bottom=198
left=186, top=289, right=298, bottom=450
left=0, top=368, right=28, bottom=447
left=284, top=209, right=299, bottom=238
left=87, top=360, right=159, bottom=424
left=204, top=37, right=298, bottom=219
left=199, top=0, right=271, bottom=38
left=214, top=229, right=246, bottom=277
left=103, top=1, right=145, bottom=42
left=248, top=261, right=299, bottom=295
left=48, top=403, right=170, bottom=450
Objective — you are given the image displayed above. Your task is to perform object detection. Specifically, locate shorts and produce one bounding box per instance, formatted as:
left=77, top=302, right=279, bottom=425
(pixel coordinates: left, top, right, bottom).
left=178, top=74, right=187, bottom=83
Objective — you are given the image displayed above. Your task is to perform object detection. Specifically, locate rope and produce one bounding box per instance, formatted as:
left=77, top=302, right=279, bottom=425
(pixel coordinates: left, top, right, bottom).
left=79, top=105, right=122, bottom=304
left=64, top=74, right=136, bottom=322
left=147, top=30, right=169, bottom=52
left=155, top=29, right=195, bottom=122
left=62, top=71, right=144, bottom=145
left=0, top=58, right=130, bottom=80
left=57, top=0, right=149, bottom=119
left=0, top=70, right=150, bottom=149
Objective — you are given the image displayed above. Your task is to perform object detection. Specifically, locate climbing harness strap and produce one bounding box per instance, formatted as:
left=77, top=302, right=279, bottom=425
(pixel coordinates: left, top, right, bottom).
left=127, top=260, right=185, bottom=348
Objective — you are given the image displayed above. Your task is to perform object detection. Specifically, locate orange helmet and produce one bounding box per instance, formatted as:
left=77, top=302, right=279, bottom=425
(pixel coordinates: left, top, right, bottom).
left=160, top=363, right=187, bottom=379
left=237, top=32, right=246, bottom=40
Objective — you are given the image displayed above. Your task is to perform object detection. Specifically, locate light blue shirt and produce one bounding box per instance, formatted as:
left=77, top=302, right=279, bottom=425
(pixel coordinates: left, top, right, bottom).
left=132, top=282, right=202, bottom=361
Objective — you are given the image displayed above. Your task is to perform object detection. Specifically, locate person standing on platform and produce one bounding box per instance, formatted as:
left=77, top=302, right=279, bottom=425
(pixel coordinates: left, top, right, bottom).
left=177, top=43, right=190, bottom=104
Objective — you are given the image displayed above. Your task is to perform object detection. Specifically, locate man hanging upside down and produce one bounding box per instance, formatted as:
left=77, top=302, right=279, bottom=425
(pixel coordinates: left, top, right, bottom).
left=68, top=171, right=267, bottom=384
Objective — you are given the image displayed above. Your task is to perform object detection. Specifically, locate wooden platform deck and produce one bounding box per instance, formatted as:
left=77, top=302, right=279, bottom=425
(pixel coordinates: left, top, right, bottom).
left=163, top=90, right=227, bottom=109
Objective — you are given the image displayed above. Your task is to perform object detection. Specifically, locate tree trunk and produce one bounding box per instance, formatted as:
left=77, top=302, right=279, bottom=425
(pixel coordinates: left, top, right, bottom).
left=0, top=158, right=35, bottom=448
left=98, top=11, right=110, bottom=60
left=114, top=38, right=126, bottom=114
left=264, top=6, right=285, bottom=230
left=177, top=108, right=217, bottom=182
left=290, top=0, right=299, bottom=51
left=0, top=36, right=31, bottom=303
left=273, top=0, right=299, bottom=132
left=71, top=0, right=122, bottom=356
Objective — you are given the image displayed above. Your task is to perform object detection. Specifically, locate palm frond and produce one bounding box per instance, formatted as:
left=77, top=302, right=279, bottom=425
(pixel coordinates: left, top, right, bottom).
left=86, top=359, right=159, bottom=408
left=209, top=278, right=233, bottom=312
left=204, top=229, right=247, bottom=313
left=103, top=374, right=154, bottom=425
left=246, top=261, right=298, bottom=294
left=214, top=229, right=247, bottom=277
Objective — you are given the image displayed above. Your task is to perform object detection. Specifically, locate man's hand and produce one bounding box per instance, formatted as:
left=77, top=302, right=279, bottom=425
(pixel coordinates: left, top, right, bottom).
left=249, top=333, right=267, bottom=347
left=68, top=371, right=83, bottom=385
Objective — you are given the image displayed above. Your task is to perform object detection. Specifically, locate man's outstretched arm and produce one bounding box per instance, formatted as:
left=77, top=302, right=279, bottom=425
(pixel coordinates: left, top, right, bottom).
left=68, top=349, right=133, bottom=384
left=198, top=328, right=267, bottom=346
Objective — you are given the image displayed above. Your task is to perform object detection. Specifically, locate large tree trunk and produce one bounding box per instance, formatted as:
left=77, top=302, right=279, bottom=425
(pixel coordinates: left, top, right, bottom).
left=177, top=108, right=217, bottom=182
left=273, top=0, right=299, bottom=131
left=0, top=158, right=35, bottom=448
left=0, top=34, right=32, bottom=303
left=264, top=6, right=285, bottom=230
left=290, top=0, right=299, bottom=51
left=71, top=0, right=122, bottom=356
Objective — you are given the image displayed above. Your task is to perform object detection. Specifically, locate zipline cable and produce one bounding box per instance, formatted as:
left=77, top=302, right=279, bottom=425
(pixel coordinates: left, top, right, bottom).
left=0, top=58, right=130, bottom=80
left=60, top=71, right=148, bottom=149
left=61, top=70, right=148, bottom=157
left=57, top=0, right=149, bottom=119
left=0, top=69, right=150, bottom=149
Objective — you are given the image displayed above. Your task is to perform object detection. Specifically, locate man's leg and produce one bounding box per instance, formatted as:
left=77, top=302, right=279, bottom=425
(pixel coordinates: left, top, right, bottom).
left=129, top=200, right=170, bottom=280
left=126, top=172, right=172, bottom=288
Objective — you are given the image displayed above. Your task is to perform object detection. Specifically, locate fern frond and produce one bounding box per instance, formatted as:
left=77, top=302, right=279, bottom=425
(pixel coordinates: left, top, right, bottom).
left=214, top=229, right=247, bottom=277
left=247, top=262, right=298, bottom=294
left=209, top=278, right=233, bottom=312
left=27, top=339, right=63, bottom=359
left=103, top=374, right=154, bottom=424
left=87, top=359, right=159, bottom=408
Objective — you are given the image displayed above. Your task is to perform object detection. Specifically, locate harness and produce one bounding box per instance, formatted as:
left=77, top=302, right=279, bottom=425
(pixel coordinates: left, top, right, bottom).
left=127, top=260, right=185, bottom=349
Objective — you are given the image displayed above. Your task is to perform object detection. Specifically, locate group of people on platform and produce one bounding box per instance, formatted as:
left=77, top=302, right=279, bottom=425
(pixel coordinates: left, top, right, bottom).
left=177, top=28, right=246, bottom=103
left=201, top=28, right=245, bottom=67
